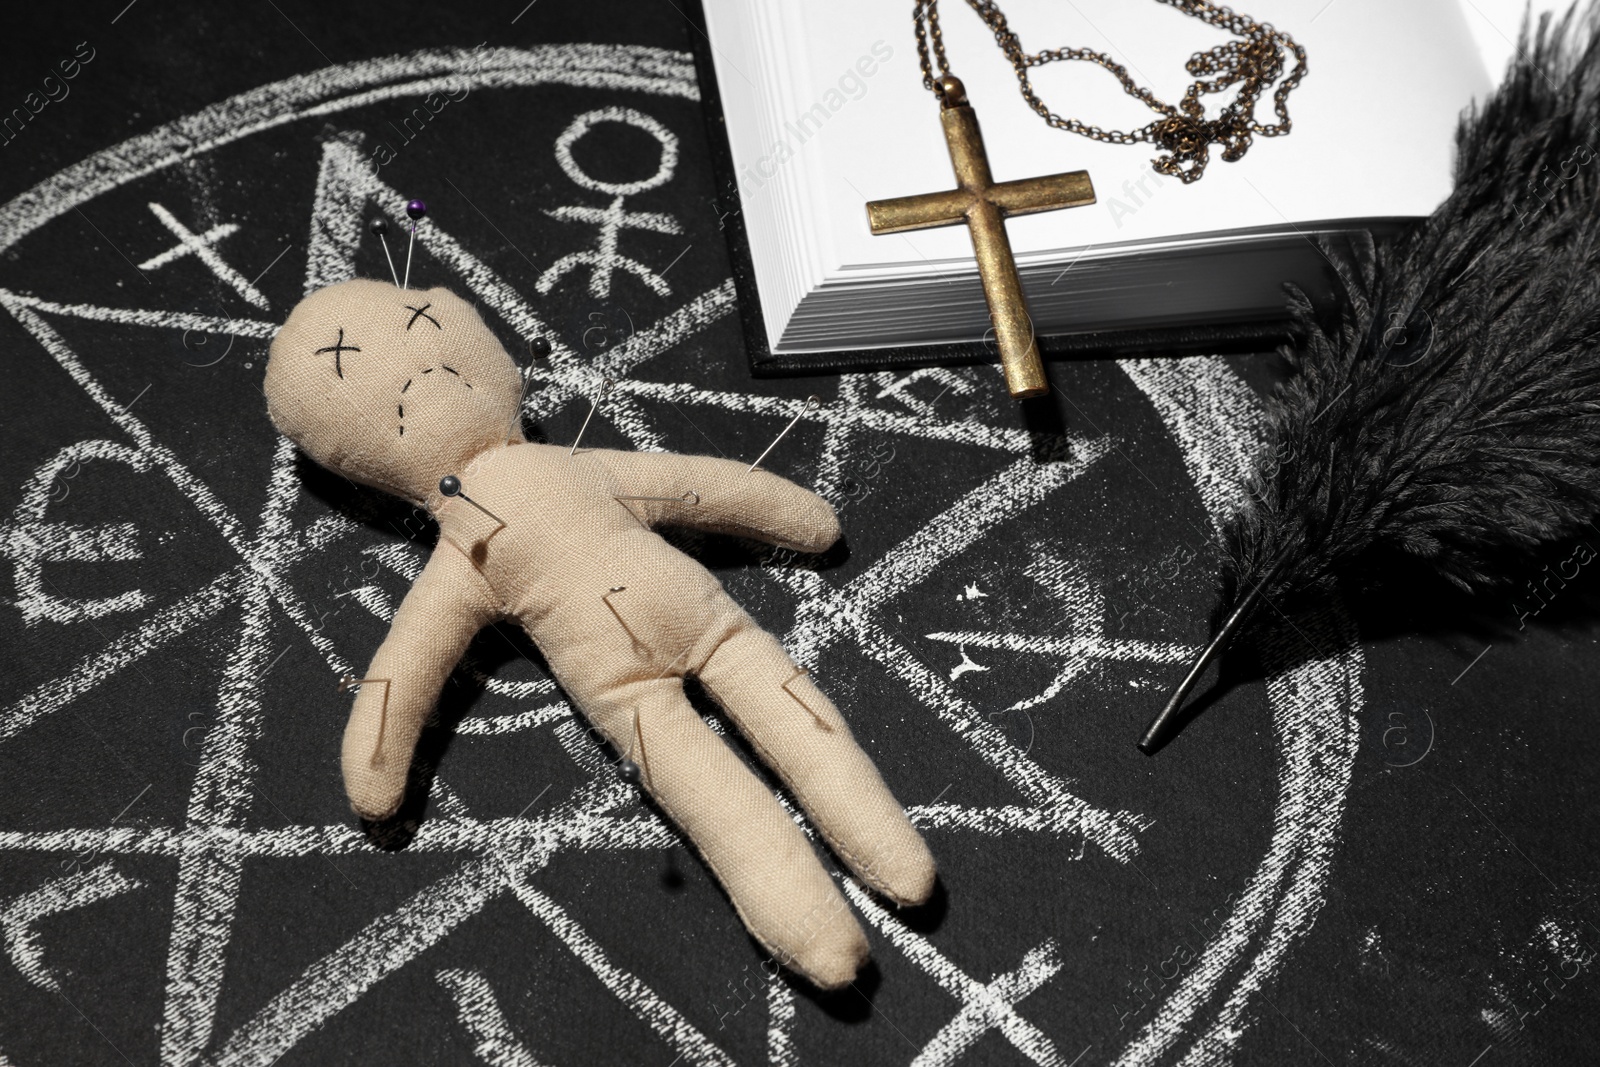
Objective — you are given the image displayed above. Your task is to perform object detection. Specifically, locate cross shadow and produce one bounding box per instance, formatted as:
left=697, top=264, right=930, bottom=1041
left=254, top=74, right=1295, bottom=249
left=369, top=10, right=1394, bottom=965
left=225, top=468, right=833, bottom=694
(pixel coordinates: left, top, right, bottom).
left=1017, top=369, right=1073, bottom=466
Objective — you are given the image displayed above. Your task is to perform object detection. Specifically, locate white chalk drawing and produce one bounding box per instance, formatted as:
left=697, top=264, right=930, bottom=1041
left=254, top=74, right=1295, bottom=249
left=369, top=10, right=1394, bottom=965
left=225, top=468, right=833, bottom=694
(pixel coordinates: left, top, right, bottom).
left=0, top=862, right=145, bottom=992
left=437, top=968, right=548, bottom=1067
left=0, top=45, right=1364, bottom=1067
left=1111, top=359, right=1363, bottom=1067
left=946, top=646, right=989, bottom=682
left=536, top=106, right=685, bottom=298
left=846, top=879, right=1068, bottom=1067
left=139, top=202, right=272, bottom=309
left=927, top=544, right=1197, bottom=714
left=0, top=439, right=152, bottom=625
left=873, top=368, right=976, bottom=419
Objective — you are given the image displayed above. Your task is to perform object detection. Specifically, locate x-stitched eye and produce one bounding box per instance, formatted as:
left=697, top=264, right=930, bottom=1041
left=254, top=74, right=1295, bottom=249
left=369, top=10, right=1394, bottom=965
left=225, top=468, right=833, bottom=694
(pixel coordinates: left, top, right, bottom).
left=405, top=303, right=442, bottom=331
left=315, top=327, right=361, bottom=378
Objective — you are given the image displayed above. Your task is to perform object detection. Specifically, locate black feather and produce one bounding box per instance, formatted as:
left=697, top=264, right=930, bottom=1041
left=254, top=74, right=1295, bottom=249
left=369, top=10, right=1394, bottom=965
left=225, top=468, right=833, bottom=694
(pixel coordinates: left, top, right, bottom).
left=1145, top=3, right=1600, bottom=751
left=1233, top=2, right=1600, bottom=617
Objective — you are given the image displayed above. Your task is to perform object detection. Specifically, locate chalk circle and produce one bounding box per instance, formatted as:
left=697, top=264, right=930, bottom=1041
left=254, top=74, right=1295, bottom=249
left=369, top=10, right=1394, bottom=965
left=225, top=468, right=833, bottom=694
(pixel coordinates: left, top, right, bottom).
left=554, top=107, right=679, bottom=196
left=0, top=47, right=1367, bottom=1067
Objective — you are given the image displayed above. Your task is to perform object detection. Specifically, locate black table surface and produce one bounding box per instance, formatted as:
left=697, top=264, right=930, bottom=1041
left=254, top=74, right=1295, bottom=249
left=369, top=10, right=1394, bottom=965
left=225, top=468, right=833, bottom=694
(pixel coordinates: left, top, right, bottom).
left=1, top=3, right=1597, bottom=1066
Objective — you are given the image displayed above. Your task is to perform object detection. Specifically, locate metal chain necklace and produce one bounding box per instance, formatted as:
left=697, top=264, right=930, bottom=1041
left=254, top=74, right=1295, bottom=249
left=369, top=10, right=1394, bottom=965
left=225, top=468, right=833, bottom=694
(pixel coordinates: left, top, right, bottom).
left=912, top=0, right=1309, bottom=183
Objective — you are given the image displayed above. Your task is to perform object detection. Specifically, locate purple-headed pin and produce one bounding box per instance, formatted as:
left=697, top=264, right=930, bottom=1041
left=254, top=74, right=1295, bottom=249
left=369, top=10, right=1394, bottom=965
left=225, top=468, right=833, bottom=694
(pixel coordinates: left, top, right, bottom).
left=402, top=198, right=427, bottom=290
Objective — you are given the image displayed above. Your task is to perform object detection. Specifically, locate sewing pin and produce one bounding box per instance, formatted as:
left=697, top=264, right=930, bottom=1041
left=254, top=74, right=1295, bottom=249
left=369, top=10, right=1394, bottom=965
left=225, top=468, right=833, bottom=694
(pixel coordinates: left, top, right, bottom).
left=614, top=491, right=700, bottom=506
left=402, top=198, right=427, bottom=290
left=602, top=585, right=649, bottom=655
left=368, top=218, right=400, bottom=287
left=617, top=756, right=641, bottom=785
left=338, top=676, right=393, bottom=766
left=438, top=475, right=507, bottom=527
left=781, top=667, right=833, bottom=730
left=618, top=706, right=652, bottom=789
left=570, top=378, right=615, bottom=457
left=748, top=395, right=821, bottom=473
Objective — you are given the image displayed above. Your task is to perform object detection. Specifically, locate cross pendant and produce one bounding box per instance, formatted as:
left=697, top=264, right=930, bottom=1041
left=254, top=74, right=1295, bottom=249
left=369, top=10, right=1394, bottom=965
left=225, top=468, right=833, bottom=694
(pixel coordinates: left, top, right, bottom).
left=866, top=77, right=1096, bottom=398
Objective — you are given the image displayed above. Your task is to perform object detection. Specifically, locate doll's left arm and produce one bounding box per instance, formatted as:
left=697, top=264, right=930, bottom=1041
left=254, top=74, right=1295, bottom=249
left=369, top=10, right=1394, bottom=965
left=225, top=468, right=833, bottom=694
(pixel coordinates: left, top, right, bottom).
left=598, top=450, right=840, bottom=553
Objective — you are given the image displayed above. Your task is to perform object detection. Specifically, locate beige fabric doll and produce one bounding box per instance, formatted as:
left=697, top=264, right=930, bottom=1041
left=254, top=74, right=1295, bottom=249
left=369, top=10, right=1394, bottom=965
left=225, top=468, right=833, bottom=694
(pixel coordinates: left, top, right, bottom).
left=264, top=278, right=935, bottom=989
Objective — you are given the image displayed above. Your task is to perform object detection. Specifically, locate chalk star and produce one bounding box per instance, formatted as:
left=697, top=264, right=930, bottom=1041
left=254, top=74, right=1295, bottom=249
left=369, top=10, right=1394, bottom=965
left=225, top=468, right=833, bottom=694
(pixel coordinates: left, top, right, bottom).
left=138, top=201, right=271, bottom=308
left=0, top=116, right=1154, bottom=1066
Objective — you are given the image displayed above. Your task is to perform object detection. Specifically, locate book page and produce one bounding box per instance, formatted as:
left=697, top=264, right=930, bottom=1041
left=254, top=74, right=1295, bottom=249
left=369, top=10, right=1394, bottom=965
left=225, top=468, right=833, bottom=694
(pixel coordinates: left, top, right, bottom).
left=779, top=0, right=1491, bottom=277
left=1461, top=0, right=1572, bottom=81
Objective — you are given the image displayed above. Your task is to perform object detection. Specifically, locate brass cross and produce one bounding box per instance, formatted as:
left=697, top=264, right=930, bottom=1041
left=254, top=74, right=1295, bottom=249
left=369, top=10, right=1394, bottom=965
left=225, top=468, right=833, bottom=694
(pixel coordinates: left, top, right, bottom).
left=866, top=77, right=1096, bottom=398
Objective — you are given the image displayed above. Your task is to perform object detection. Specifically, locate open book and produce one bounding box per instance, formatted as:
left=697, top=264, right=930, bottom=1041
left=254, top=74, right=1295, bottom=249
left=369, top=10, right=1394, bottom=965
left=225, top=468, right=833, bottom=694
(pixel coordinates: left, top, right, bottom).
left=698, top=0, right=1548, bottom=369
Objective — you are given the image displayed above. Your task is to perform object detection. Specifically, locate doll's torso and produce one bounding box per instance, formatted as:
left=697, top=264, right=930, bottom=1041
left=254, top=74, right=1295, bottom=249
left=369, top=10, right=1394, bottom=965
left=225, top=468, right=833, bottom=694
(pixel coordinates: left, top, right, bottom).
left=432, top=442, right=743, bottom=691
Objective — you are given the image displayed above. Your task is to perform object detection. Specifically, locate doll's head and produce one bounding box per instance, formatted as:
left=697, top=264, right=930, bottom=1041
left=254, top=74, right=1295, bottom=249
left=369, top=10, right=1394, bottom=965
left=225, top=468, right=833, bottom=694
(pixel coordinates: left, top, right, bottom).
left=265, top=279, right=523, bottom=502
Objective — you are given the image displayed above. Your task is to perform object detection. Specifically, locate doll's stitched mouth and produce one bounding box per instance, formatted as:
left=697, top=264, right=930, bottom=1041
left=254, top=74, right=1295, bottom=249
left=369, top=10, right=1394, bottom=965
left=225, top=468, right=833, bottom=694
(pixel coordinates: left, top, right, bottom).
left=395, top=364, right=476, bottom=436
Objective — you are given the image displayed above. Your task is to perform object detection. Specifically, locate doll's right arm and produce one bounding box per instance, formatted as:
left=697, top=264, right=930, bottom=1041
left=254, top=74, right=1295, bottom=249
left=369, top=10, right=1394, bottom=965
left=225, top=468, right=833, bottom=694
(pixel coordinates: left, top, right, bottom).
left=340, top=542, right=500, bottom=819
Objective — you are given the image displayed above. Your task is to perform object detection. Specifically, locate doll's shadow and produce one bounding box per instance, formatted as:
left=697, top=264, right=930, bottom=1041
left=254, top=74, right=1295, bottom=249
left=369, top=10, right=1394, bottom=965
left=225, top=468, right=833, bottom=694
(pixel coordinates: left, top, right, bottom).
left=791, top=959, right=881, bottom=1022
left=358, top=678, right=484, bottom=850
left=518, top=415, right=552, bottom=446
left=751, top=881, right=944, bottom=1024
left=294, top=453, right=440, bottom=549
left=681, top=678, right=946, bottom=1021
left=358, top=622, right=536, bottom=850
left=777, top=887, right=954, bottom=1022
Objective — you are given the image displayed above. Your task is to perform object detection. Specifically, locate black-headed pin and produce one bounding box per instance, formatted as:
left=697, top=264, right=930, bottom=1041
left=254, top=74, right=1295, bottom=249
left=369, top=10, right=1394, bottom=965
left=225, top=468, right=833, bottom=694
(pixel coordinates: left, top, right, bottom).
left=438, top=474, right=507, bottom=528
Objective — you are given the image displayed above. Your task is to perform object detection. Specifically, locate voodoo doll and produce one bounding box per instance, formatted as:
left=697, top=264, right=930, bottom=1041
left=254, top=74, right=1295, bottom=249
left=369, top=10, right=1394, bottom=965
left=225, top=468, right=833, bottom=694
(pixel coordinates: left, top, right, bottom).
left=264, top=278, right=935, bottom=988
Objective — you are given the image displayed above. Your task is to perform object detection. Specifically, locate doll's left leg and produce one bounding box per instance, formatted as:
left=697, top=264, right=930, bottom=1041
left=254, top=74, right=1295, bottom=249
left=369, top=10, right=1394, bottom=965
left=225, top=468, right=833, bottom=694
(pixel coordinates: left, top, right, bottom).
left=697, top=620, right=936, bottom=907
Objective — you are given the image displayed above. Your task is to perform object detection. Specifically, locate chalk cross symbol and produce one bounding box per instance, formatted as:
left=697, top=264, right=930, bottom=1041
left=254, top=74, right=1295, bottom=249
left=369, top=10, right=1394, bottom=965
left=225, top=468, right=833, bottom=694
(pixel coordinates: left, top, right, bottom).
left=845, top=881, right=1071, bottom=1066
left=921, top=940, right=1067, bottom=1064
left=865, top=76, right=1096, bottom=399
left=137, top=202, right=272, bottom=309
